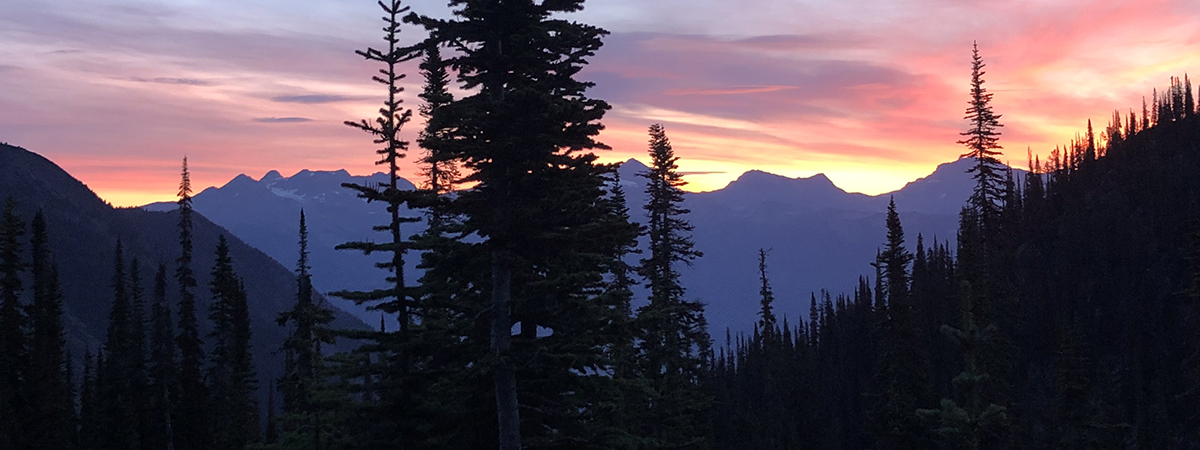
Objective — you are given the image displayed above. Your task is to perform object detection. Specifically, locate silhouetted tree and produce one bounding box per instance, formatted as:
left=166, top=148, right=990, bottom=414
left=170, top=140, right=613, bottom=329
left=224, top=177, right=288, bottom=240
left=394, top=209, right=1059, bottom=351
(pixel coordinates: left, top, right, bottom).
left=919, top=285, right=1009, bottom=450
left=405, top=1, right=618, bottom=447
left=0, top=198, right=25, bottom=450
left=174, top=157, right=208, bottom=450
left=871, top=198, right=929, bottom=450
left=101, top=240, right=139, bottom=450
left=276, top=211, right=334, bottom=449
left=25, top=210, right=74, bottom=450
left=207, top=235, right=258, bottom=450
left=146, top=263, right=176, bottom=450
left=958, top=42, right=1006, bottom=231
left=637, top=123, right=713, bottom=449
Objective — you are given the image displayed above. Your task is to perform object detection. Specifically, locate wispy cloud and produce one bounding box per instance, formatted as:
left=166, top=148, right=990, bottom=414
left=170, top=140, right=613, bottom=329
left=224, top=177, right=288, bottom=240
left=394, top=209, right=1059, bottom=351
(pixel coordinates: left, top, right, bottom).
left=129, top=76, right=213, bottom=86
left=3, top=0, right=1199, bottom=205
left=270, top=94, right=367, bottom=104
left=252, top=117, right=313, bottom=123
left=664, top=85, right=798, bottom=96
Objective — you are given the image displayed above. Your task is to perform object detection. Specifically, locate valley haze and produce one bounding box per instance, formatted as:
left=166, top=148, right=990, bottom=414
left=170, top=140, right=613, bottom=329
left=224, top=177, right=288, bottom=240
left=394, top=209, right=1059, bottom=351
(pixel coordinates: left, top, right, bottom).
left=145, top=156, right=1015, bottom=334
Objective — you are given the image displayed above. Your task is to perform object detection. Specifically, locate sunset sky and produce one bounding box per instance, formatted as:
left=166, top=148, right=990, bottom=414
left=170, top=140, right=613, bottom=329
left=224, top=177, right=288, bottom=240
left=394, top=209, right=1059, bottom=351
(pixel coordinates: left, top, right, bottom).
left=2, top=0, right=1199, bottom=207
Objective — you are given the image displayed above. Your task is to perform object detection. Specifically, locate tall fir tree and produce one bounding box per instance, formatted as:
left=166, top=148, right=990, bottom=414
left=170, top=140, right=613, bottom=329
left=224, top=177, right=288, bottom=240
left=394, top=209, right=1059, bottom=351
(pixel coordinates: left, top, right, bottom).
left=207, top=235, right=259, bottom=450
left=871, top=198, right=930, bottom=450
left=333, top=2, right=426, bottom=447
left=958, top=42, right=1006, bottom=232
left=25, top=211, right=74, bottom=450
left=146, top=263, right=177, bottom=450
left=102, top=240, right=140, bottom=450
left=416, top=43, right=458, bottom=202
left=918, top=285, right=1010, bottom=450
left=0, top=198, right=25, bottom=450
left=637, top=123, right=713, bottom=449
left=129, top=258, right=153, bottom=450
left=757, top=248, right=778, bottom=335
left=174, top=157, right=208, bottom=450
left=276, top=210, right=335, bottom=450
left=337, top=0, right=418, bottom=331
left=79, top=351, right=101, bottom=450
left=1185, top=73, right=1195, bottom=118
left=598, top=168, right=646, bottom=446
left=405, top=1, right=621, bottom=447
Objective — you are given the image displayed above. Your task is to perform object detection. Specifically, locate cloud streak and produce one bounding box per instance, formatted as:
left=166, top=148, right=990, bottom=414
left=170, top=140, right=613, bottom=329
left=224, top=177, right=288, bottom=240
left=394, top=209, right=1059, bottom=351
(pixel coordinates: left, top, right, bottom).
left=129, top=77, right=213, bottom=86
left=252, top=117, right=314, bottom=123
left=1, top=0, right=1198, bottom=204
left=270, top=94, right=369, bottom=104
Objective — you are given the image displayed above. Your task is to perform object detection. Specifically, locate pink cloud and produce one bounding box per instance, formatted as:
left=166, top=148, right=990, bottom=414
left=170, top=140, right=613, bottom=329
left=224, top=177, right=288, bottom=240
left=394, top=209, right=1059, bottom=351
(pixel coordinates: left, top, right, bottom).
left=664, top=85, right=799, bottom=96
left=3, top=0, right=1200, bottom=204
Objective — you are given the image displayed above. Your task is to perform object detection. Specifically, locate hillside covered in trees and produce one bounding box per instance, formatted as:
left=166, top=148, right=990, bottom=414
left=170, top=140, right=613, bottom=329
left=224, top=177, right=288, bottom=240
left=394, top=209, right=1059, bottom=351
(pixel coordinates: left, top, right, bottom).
left=3, top=0, right=1200, bottom=449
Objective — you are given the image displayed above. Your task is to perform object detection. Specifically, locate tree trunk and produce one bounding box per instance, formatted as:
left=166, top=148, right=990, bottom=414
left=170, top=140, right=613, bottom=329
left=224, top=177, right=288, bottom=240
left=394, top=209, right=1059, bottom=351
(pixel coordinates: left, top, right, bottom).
left=491, top=250, right=521, bottom=450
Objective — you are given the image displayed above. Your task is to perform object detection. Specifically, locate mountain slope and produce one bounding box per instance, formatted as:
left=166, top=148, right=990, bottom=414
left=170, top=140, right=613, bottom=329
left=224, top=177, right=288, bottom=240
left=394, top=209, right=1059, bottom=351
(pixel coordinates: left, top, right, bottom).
left=145, top=169, right=420, bottom=322
left=146, top=156, right=1022, bottom=333
left=0, top=143, right=366, bottom=406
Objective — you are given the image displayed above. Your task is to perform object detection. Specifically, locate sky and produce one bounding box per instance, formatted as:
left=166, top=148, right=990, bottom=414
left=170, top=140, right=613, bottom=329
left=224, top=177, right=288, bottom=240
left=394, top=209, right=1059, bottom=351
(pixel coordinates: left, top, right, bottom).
left=2, top=0, right=1199, bottom=207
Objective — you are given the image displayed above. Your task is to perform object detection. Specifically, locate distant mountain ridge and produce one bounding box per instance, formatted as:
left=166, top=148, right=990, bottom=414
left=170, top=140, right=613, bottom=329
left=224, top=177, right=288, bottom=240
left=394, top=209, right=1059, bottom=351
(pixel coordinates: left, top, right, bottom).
left=145, top=156, right=1023, bottom=333
left=0, top=143, right=366, bottom=409
left=145, top=169, right=418, bottom=322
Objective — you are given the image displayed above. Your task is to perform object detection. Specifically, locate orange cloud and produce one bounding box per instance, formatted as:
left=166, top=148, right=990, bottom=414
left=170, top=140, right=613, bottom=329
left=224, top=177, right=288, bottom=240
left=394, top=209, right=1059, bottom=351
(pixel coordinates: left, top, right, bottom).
left=3, top=0, right=1200, bottom=206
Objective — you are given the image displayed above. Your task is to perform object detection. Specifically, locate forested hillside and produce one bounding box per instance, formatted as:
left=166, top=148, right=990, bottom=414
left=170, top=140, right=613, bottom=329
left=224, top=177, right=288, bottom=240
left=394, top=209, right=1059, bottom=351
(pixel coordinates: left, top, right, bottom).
left=2, top=0, right=1200, bottom=449
left=713, top=71, right=1200, bottom=449
left=0, top=143, right=365, bottom=449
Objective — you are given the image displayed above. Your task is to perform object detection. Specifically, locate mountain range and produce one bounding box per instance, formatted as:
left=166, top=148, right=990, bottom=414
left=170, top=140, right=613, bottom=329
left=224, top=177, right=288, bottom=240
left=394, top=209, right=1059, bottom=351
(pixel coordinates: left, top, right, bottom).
left=0, top=143, right=366, bottom=407
left=147, top=156, right=1020, bottom=335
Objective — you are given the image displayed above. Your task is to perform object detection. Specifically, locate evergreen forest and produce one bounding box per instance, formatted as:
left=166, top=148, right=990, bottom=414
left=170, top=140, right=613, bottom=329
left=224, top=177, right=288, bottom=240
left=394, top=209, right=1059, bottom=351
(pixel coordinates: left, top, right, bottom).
left=4, top=1, right=1200, bottom=449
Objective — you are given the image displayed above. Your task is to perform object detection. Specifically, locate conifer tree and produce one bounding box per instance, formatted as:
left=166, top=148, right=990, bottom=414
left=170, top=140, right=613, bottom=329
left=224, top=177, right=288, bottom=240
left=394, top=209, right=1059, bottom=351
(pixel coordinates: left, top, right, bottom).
left=757, top=248, right=778, bottom=335
left=1084, top=119, right=1096, bottom=163
left=918, top=285, right=1009, bottom=450
left=0, top=198, right=25, bottom=450
left=276, top=210, right=334, bottom=450
left=598, top=168, right=646, bottom=446
left=1051, top=321, right=1116, bottom=447
left=881, top=198, right=914, bottom=306
left=1152, top=89, right=1161, bottom=126
left=25, top=211, right=74, bottom=450
left=871, top=198, right=929, bottom=450
left=334, top=2, right=426, bottom=446
left=207, top=235, right=258, bottom=450
left=1171, top=76, right=1185, bottom=121
left=102, top=240, right=140, bottom=450
left=79, top=351, right=100, bottom=450
left=958, top=42, right=1006, bottom=230
left=146, top=263, right=176, bottom=450
left=263, top=384, right=277, bottom=446
left=637, top=123, right=713, bottom=448
left=129, top=258, right=154, bottom=449
left=416, top=43, right=458, bottom=202
left=1186, top=74, right=1195, bottom=118
left=337, top=0, right=418, bottom=332
left=1142, top=97, right=1150, bottom=130
left=173, top=157, right=208, bottom=450
left=405, top=1, right=620, bottom=447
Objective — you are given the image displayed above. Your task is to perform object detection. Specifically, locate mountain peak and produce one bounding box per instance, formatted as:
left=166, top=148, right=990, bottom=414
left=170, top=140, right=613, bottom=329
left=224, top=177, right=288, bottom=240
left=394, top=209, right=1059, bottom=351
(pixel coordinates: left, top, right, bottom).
left=262, top=170, right=283, bottom=182
left=223, top=173, right=258, bottom=189
left=728, top=170, right=838, bottom=191
left=619, top=158, right=649, bottom=170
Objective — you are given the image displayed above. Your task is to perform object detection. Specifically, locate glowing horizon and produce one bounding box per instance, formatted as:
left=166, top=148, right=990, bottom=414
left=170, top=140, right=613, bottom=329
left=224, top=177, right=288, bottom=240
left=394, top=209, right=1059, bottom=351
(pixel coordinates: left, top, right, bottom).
left=2, top=0, right=1198, bottom=207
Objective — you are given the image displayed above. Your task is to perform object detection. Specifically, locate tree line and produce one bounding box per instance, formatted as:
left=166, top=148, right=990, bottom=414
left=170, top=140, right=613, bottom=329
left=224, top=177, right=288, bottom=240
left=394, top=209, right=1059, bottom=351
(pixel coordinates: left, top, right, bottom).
left=4, top=1, right=1200, bottom=449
